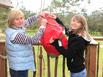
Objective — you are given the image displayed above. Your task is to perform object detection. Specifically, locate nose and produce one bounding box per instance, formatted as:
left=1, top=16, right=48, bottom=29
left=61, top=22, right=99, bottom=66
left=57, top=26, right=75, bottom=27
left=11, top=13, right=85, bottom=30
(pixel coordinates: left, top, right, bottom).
left=19, top=19, right=23, bottom=23
left=71, top=22, right=75, bottom=26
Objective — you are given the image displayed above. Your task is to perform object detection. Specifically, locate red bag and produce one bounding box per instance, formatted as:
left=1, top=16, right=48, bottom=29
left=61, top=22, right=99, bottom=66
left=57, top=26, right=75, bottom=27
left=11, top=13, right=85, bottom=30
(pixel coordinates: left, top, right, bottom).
left=40, top=12, right=68, bottom=56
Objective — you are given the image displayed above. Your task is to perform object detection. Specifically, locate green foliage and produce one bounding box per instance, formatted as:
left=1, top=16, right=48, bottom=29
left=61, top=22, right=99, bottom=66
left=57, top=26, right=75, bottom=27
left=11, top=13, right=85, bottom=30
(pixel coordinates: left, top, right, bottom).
left=20, top=7, right=36, bottom=19
left=0, top=7, right=10, bottom=30
left=20, top=8, right=38, bottom=30
left=1, top=0, right=103, bottom=36
left=45, top=0, right=103, bottom=36
left=87, top=10, right=103, bottom=35
left=90, top=31, right=102, bottom=36
left=46, top=0, right=81, bottom=14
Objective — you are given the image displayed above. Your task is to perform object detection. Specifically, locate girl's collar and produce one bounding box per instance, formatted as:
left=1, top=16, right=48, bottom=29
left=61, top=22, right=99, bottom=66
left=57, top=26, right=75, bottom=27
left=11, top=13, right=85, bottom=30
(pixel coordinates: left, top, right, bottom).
left=10, top=26, right=23, bottom=30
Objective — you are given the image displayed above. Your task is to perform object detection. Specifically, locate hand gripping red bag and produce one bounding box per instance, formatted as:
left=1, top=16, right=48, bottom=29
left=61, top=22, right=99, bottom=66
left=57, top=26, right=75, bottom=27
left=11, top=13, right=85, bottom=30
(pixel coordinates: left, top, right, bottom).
left=40, top=12, right=68, bottom=56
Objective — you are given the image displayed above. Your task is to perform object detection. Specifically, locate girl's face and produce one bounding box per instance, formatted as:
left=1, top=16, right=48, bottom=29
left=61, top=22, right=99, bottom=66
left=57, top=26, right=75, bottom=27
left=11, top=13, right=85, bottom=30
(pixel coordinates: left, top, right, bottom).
left=70, top=18, right=82, bottom=31
left=13, top=16, right=24, bottom=28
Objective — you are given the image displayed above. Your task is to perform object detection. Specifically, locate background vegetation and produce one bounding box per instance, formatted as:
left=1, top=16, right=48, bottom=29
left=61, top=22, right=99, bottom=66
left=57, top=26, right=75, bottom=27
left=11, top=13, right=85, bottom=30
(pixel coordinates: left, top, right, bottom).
left=0, top=0, right=103, bottom=36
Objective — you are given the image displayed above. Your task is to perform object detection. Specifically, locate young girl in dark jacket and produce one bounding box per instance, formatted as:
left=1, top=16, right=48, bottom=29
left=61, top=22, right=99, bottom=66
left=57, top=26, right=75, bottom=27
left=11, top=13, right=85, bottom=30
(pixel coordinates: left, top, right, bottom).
left=51, top=14, right=92, bottom=77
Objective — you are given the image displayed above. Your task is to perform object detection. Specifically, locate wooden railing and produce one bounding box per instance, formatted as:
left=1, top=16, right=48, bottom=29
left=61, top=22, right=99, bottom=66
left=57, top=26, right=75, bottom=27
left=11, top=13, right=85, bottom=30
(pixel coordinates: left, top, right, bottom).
left=93, top=37, right=103, bottom=41
left=33, top=43, right=98, bottom=77
left=0, top=41, right=7, bottom=77
left=0, top=37, right=103, bottom=77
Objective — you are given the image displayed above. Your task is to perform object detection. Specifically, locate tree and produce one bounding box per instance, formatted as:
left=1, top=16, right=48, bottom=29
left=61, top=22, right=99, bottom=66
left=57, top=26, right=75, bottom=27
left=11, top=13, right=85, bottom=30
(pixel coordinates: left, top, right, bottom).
left=44, top=0, right=90, bottom=28
left=87, top=10, right=103, bottom=35
left=0, top=7, right=10, bottom=31
left=20, top=7, right=38, bottom=30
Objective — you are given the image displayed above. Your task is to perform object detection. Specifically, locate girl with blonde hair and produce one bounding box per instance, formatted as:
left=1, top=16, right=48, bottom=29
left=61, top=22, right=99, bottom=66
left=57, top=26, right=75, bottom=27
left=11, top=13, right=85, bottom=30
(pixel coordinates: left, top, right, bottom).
left=51, top=14, right=93, bottom=77
left=5, top=9, right=47, bottom=77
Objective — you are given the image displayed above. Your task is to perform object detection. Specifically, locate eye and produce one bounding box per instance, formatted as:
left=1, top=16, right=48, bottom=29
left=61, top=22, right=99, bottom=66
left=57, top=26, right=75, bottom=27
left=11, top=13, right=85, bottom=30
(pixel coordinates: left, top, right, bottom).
left=20, top=17, right=23, bottom=20
left=72, top=19, right=76, bottom=22
left=15, top=18, right=19, bottom=20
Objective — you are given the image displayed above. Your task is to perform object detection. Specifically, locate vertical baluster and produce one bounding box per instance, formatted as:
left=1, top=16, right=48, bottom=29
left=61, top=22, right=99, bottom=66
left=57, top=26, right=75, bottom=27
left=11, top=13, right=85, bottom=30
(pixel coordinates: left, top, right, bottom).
left=54, top=57, right=58, bottom=77
left=47, top=54, right=51, bottom=77
left=39, top=46, right=43, bottom=77
left=62, top=56, right=65, bottom=77
left=32, top=46, right=36, bottom=77
left=96, top=43, right=100, bottom=77
left=102, top=64, right=103, bottom=77
left=85, top=46, right=90, bottom=77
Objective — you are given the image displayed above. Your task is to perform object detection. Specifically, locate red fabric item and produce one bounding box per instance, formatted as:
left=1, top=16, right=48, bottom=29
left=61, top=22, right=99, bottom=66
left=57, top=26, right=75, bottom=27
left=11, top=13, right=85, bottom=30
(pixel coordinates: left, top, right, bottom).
left=40, top=13, right=68, bottom=56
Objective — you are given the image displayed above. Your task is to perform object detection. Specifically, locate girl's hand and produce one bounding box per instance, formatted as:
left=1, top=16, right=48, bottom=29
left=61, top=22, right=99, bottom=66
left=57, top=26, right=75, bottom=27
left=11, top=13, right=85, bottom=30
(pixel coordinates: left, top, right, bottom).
left=40, top=18, right=47, bottom=27
left=48, top=13, right=57, bottom=19
left=39, top=11, right=57, bottom=19
left=50, top=39, right=59, bottom=47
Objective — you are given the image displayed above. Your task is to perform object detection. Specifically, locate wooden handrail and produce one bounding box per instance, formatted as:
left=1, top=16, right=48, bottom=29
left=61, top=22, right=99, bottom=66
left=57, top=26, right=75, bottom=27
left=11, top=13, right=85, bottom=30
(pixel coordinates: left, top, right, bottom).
left=0, top=54, right=7, bottom=59
left=0, top=39, right=100, bottom=77
left=93, top=37, right=103, bottom=41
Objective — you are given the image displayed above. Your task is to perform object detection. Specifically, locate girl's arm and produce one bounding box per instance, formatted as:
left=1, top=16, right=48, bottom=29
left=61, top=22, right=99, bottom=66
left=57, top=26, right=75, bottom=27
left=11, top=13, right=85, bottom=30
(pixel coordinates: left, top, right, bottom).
left=10, top=18, right=47, bottom=44
left=55, top=17, right=65, bottom=27
left=51, top=37, right=89, bottom=59
left=10, top=26, right=45, bottom=44
left=55, top=17, right=69, bottom=36
left=24, top=15, right=38, bottom=27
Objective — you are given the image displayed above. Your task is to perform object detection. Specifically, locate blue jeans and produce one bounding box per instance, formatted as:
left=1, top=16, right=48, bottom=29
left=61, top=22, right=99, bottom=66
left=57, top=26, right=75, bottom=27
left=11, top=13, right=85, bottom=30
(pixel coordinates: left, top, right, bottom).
left=10, top=68, right=28, bottom=77
left=71, top=68, right=87, bottom=77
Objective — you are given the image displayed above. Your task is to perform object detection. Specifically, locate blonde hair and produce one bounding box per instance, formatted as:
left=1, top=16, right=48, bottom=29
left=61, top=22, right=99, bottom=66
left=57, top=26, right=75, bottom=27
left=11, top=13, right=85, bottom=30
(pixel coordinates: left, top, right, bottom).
left=71, top=14, right=92, bottom=41
left=8, top=9, right=24, bottom=27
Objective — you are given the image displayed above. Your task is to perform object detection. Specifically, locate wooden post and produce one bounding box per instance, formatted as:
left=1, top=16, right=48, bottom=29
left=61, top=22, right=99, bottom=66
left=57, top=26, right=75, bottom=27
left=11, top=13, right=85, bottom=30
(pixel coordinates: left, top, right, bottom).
left=47, top=55, right=51, bottom=77
left=62, top=56, right=65, bottom=77
left=0, top=41, right=7, bottom=77
left=86, top=43, right=98, bottom=77
left=32, top=46, right=36, bottom=77
left=54, top=57, right=58, bottom=77
left=39, top=46, right=43, bottom=77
